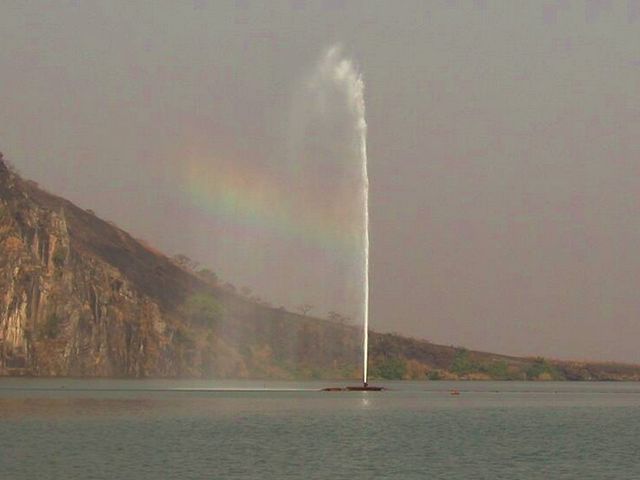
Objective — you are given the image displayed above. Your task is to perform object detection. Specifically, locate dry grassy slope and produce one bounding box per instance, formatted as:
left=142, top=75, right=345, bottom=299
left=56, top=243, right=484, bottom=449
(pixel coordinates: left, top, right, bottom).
left=0, top=156, right=361, bottom=377
left=0, top=155, right=639, bottom=380
left=24, top=181, right=205, bottom=311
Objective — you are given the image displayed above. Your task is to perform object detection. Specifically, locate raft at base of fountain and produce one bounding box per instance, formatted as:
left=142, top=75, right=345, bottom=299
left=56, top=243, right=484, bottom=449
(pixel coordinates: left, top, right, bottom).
left=321, top=384, right=384, bottom=392
left=345, top=385, right=384, bottom=391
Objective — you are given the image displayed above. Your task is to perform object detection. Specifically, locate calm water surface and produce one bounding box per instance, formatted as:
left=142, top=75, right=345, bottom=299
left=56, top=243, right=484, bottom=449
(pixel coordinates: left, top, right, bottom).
left=1, top=379, right=639, bottom=479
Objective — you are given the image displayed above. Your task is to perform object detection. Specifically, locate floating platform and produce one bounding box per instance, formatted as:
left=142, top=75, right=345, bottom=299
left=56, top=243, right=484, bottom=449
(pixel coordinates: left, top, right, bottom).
left=321, top=385, right=384, bottom=392
left=346, top=385, right=384, bottom=391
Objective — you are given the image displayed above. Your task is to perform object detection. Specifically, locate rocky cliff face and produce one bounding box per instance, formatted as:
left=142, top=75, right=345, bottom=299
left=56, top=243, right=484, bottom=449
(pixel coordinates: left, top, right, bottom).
left=0, top=159, right=177, bottom=376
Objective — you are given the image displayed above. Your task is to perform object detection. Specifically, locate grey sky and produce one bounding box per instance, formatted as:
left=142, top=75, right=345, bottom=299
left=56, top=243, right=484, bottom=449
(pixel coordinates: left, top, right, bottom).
left=2, top=1, right=640, bottom=362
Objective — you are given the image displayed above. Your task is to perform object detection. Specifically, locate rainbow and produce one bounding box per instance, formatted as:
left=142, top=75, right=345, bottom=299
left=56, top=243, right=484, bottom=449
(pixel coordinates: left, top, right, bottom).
left=181, top=155, right=362, bottom=256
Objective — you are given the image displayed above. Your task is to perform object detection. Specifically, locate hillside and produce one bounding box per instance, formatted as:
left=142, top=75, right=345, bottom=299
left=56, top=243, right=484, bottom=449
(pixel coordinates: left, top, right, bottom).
left=0, top=153, right=639, bottom=381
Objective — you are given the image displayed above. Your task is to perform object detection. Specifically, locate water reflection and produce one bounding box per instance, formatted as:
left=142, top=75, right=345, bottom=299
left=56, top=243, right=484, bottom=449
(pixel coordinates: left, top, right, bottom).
left=0, top=397, right=158, bottom=420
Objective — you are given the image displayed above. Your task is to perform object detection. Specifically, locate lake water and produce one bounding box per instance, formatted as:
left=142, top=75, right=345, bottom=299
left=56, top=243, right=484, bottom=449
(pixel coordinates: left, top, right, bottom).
left=1, top=379, right=639, bottom=479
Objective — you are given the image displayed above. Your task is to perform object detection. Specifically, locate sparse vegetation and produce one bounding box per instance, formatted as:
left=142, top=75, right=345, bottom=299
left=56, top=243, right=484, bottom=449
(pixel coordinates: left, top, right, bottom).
left=182, top=293, right=224, bottom=329
left=327, top=311, right=350, bottom=324
left=450, top=348, right=479, bottom=376
left=371, top=357, right=407, bottom=379
left=39, top=313, right=63, bottom=340
left=172, top=254, right=198, bottom=271
left=482, top=360, right=510, bottom=380
left=525, top=357, right=564, bottom=381
left=1, top=153, right=21, bottom=175
left=222, top=282, right=237, bottom=293
left=173, top=326, right=195, bottom=348
left=297, top=304, right=314, bottom=315
left=196, top=268, right=218, bottom=286
left=52, top=246, right=66, bottom=267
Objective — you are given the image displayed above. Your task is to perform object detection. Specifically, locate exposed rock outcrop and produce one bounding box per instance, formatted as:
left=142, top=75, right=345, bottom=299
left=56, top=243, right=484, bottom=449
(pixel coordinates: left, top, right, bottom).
left=0, top=159, right=175, bottom=376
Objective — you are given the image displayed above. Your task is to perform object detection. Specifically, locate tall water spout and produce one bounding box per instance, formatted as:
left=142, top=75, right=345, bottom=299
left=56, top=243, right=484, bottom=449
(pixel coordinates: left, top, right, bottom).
left=353, top=65, right=369, bottom=387
left=305, top=46, right=370, bottom=385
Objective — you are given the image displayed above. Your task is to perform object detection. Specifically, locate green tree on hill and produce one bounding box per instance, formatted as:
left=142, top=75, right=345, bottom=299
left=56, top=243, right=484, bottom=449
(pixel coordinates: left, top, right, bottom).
left=371, top=357, right=407, bottom=379
left=451, top=348, right=479, bottom=375
left=197, top=268, right=218, bottom=286
left=525, top=357, right=564, bottom=380
left=182, top=293, right=223, bottom=328
left=482, top=360, right=510, bottom=380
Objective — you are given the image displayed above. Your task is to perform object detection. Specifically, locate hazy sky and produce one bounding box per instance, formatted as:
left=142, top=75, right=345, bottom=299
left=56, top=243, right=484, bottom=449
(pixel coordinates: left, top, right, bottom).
left=2, top=1, right=640, bottom=362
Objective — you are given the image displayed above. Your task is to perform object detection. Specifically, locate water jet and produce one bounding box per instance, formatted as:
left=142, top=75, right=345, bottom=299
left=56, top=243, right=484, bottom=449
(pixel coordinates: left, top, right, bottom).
left=311, top=46, right=381, bottom=392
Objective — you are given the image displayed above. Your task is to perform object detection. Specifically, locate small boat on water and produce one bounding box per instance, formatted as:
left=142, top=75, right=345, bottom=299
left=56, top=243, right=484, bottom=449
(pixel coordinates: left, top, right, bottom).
left=450, top=389, right=460, bottom=396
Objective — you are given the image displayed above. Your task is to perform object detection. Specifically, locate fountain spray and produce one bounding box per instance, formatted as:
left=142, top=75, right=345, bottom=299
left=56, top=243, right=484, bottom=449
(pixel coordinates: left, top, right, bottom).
left=316, top=46, right=370, bottom=387
left=308, top=46, right=380, bottom=392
